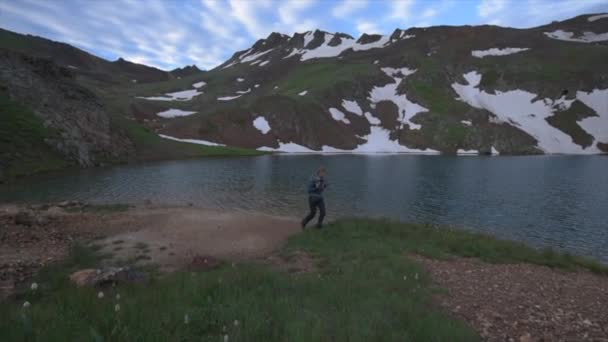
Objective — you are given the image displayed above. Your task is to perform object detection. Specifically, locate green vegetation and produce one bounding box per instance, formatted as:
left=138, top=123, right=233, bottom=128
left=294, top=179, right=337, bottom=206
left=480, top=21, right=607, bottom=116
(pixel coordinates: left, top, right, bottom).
left=275, top=61, right=378, bottom=97
left=3, top=218, right=607, bottom=341
left=403, top=58, right=469, bottom=117
left=113, top=114, right=265, bottom=160
left=0, top=95, right=69, bottom=181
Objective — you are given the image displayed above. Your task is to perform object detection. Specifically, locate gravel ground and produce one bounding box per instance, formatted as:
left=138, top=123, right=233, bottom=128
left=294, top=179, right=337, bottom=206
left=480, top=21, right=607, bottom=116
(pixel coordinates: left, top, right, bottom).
left=412, top=255, right=608, bottom=341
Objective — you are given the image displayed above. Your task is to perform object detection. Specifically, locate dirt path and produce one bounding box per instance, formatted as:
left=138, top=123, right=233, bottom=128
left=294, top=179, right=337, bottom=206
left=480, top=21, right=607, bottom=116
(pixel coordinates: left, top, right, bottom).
left=94, top=206, right=301, bottom=272
left=413, top=255, right=608, bottom=341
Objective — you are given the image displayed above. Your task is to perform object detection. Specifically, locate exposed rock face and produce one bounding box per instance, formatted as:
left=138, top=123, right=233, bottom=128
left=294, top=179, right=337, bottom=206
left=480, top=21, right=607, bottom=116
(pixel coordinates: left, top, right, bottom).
left=0, top=49, right=135, bottom=167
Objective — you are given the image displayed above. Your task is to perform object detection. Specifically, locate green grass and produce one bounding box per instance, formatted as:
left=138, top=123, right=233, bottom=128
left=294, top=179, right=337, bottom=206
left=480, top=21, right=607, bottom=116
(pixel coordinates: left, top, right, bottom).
left=275, top=61, right=378, bottom=97
left=3, top=219, right=606, bottom=341
left=113, top=114, right=265, bottom=160
left=0, top=95, right=69, bottom=181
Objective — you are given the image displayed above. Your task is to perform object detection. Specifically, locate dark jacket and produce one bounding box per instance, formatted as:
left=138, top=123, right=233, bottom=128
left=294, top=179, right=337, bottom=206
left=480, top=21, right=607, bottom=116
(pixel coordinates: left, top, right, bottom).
left=307, top=175, right=327, bottom=197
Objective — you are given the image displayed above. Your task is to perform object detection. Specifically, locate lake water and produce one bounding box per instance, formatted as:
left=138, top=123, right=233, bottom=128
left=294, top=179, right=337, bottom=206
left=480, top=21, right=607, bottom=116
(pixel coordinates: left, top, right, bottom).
left=1, top=155, right=607, bottom=262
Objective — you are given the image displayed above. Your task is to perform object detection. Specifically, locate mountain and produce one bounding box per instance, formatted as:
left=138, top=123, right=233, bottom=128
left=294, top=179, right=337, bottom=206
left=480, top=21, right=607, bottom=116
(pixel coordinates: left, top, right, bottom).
left=0, top=28, right=171, bottom=84
left=129, top=13, right=607, bottom=155
left=171, top=65, right=203, bottom=78
left=0, top=31, right=257, bottom=181
left=1, top=13, right=607, bottom=179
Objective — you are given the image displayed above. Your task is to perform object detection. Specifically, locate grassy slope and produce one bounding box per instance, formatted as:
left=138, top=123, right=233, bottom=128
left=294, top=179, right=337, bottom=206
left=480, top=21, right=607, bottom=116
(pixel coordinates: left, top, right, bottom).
left=3, top=219, right=606, bottom=341
left=0, top=95, right=69, bottom=180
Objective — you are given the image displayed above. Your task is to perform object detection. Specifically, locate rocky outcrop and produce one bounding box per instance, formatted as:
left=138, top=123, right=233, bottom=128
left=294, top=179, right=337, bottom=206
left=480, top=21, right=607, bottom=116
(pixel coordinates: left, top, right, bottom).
left=0, top=49, right=135, bottom=167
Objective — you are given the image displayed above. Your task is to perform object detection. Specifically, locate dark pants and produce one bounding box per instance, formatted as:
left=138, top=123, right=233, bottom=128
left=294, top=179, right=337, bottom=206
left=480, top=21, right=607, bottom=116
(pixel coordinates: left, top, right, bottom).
left=302, top=195, right=325, bottom=228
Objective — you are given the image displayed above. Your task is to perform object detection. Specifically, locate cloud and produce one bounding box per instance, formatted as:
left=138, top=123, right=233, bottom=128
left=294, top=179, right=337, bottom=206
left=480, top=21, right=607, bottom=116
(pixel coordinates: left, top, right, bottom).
left=390, top=0, right=416, bottom=20
left=277, top=0, right=319, bottom=34
left=422, top=8, right=437, bottom=18
left=477, top=0, right=507, bottom=18
left=2, top=0, right=607, bottom=71
left=477, top=0, right=608, bottom=27
left=332, top=0, right=368, bottom=18
left=356, top=21, right=382, bottom=35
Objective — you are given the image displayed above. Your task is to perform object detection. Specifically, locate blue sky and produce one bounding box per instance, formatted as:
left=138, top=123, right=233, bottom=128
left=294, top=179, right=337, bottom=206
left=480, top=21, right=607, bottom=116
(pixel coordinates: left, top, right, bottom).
left=1, top=0, right=607, bottom=70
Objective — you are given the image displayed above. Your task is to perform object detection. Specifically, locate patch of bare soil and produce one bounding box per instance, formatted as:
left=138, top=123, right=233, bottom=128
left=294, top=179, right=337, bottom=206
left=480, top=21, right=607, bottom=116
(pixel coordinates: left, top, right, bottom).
left=95, top=206, right=300, bottom=272
left=0, top=203, right=300, bottom=298
left=412, top=255, right=608, bottom=342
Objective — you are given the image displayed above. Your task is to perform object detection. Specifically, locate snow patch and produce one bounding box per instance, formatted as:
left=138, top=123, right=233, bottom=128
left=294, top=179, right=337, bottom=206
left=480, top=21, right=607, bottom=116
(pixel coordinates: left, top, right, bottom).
left=352, top=126, right=440, bottom=153
left=156, top=109, right=197, bottom=118
left=159, top=134, right=224, bottom=146
left=259, top=60, right=270, bottom=66
left=217, top=95, right=242, bottom=101
left=341, top=100, right=363, bottom=116
left=364, top=112, right=381, bottom=125
left=471, top=47, right=529, bottom=58
left=236, top=78, right=245, bottom=82
left=373, top=60, right=379, bottom=64
left=192, top=81, right=206, bottom=88
left=303, top=31, right=315, bottom=48
left=298, top=90, right=308, bottom=96
left=491, top=146, right=500, bottom=155
left=283, top=48, right=302, bottom=59
left=254, top=84, right=260, bottom=88
left=461, top=120, right=472, bottom=126
left=544, top=30, right=608, bottom=43
left=299, top=32, right=391, bottom=61
left=451, top=71, right=601, bottom=154
left=138, top=89, right=202, bottom=101
left=253, top=116, right=271, bottom=134
left=258, top=142, right=315, bottom=153
left=368, top=67, right=427, bottom=129
left=236, top=88, right=251, bottom=94
left=457, top=149, right=478, bottom=155
left=328, top=108, right=351, bottom=124
left=588, top=14, right=608, bottom=22
left=240, top=48, right=275, bottom=63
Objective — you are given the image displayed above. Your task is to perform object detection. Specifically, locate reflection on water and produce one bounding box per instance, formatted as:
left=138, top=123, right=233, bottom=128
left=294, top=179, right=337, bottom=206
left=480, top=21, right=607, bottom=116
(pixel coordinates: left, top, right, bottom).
left=1, top=155, right=607, bottom=262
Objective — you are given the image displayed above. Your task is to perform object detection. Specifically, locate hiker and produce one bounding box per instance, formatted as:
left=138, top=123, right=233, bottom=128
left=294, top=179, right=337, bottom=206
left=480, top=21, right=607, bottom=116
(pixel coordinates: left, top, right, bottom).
left=301, top=167, right=328, bottom=229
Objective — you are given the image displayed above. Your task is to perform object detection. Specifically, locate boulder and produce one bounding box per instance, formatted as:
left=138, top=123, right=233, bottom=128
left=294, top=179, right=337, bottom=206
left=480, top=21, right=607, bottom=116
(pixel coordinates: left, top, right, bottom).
left=69, top=268, right=98, bottom=287
left=69, top=267, right=149, bottom=287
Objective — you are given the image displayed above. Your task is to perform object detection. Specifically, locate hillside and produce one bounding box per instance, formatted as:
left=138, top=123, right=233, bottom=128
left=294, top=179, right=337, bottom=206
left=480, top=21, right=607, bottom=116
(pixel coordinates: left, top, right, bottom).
left=126, top=13, right=608, bottom=155
left=0, top=37, right=260, bottom=181
left=1, top=13, right=607, bottom=180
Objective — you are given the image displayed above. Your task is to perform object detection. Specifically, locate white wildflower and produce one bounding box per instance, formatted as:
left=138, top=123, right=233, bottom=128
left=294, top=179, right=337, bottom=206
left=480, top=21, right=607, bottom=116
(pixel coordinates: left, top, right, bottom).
left=414, top=273, right=419, bottom=280
left=115, top=294, right=121, bottom=300
left=30, top=282, right=38, bottom=291
left=97, top=291, right=104, bottom=299
left=403, top=275, right=407, bottom=280
left=114, top=304, right=120, bottom=312
left=184, top=314, right=190, bottom=324
left=22, top=301, right=31, bottom=308
left=233, top=319, right=239, bottom=327
left=223, top=334, right=229, bottom=342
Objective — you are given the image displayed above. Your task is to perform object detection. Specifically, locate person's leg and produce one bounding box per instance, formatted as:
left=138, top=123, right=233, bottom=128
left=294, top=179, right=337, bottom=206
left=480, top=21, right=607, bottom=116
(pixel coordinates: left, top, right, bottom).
left=301, top=196, right=317, bottom=228
left=316, top=198, right=326, bottom=228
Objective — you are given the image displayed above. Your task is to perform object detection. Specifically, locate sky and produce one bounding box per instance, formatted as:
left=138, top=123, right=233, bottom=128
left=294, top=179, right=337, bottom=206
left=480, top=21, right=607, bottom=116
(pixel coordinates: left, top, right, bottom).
left=1, top=0, right=607, bottom=70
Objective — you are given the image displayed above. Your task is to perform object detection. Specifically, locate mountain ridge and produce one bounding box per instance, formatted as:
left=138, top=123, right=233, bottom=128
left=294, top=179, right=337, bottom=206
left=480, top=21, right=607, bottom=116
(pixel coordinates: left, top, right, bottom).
left=1, top=13, right=607, bottom=179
